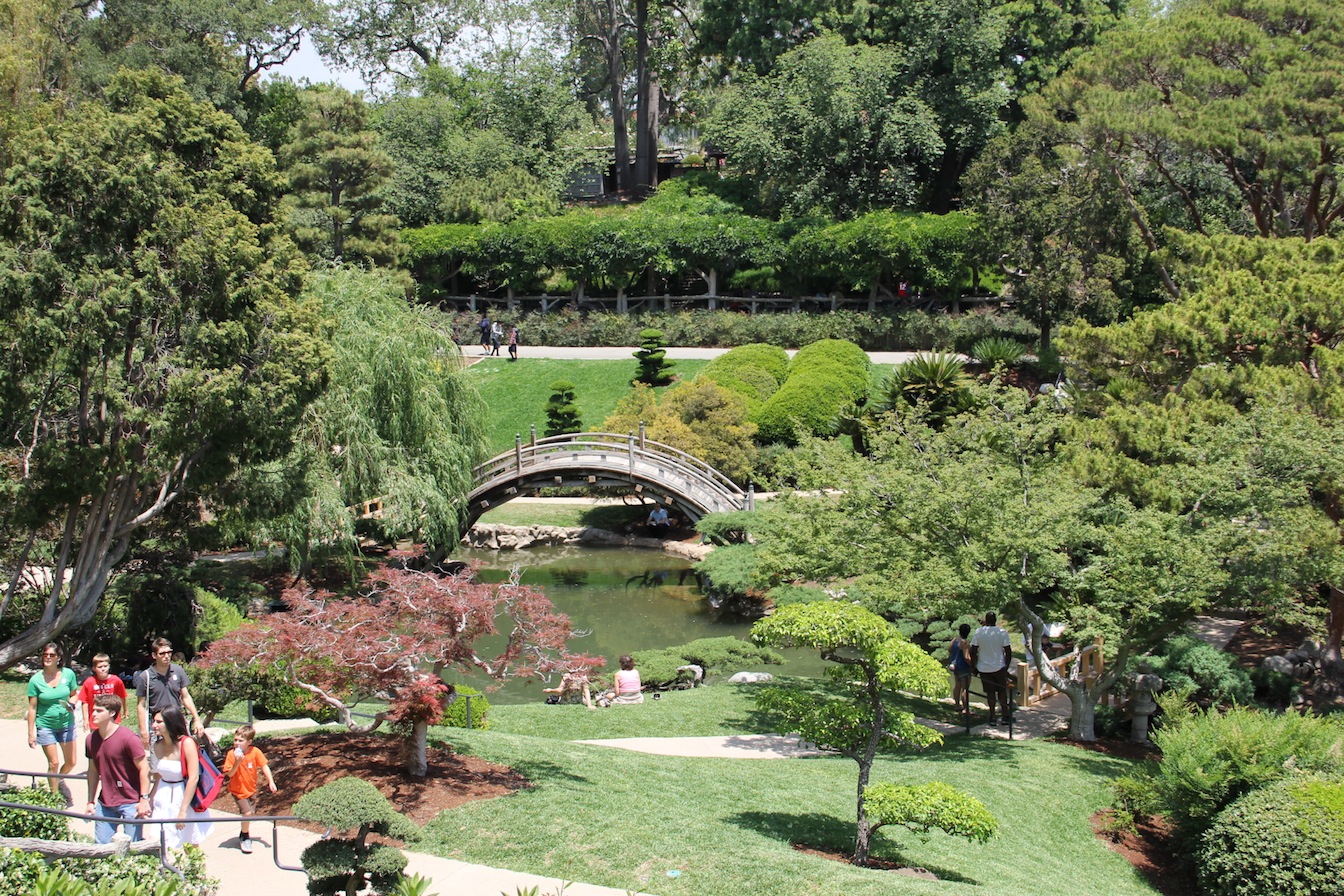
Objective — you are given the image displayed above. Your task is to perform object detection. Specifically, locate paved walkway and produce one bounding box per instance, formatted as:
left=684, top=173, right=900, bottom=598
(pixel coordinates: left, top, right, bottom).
left=465, top=345, right=932, bottom=365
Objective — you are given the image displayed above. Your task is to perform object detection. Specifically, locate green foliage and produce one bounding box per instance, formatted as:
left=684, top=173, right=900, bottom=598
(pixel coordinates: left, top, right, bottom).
left=388, top=873, right=438, bottom=896
left=217, top=265, right=486, bottom=568
left=440, top=684, right=490, bottom=730
left=1198, top=776, right=1344, bottom=896
left=0, top=787, right=67, bottom=840
left=603, top=379, right=758, bottom=483
left=884, top=353, right=974, bottom=418
left=191, top=657, right=337, bottom=725
left=295, top=776, right=419, bottom=894
left=293, top=776, right=421, bottom=841
left=970, top=337, right=1029, bottom=370
left=1140, top=700, right=1344, bottom=846
left=1143, top=635, right=1253, bottom=707
left=544, top=381, right=583, bottom=436
left=0, top=844, right=215, bottom=896
left=697, top=343, right=790, bottom=410
left=754, top=339, right=871, bottom=443
left=280, top=86, right=401, bottom=267
left=633, top=329, right=676, bottom=387
left=864, top=781, right=998, bottom=845
left=193, top=591, right=245, bottom=652
left=631, top=637, right=784, bottom=688
left=301, top=839, right=408, bottom=896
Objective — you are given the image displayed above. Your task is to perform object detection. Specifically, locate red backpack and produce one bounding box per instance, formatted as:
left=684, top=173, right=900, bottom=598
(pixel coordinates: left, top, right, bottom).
left=180, top=737, right=225, bottom=811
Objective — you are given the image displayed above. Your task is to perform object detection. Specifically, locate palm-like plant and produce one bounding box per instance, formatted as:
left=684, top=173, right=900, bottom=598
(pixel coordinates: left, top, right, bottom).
left=970, top=337, right=1028, bottom=370
left=885, top=353, right=973, bottom=418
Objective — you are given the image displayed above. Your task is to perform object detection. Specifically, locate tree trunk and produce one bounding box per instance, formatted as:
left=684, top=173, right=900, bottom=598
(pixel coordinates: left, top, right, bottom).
left=1018, top=600, right=1128, bottom=742
left=407, top=719, right=429, bottom=777
left=633, top=0, right=653, bottom=193
left=606, top=4, right=633, bottom=194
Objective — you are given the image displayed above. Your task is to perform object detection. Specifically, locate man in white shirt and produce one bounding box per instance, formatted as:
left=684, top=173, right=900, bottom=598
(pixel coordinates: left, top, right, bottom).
left=971, top=612, right=1012, bottom=726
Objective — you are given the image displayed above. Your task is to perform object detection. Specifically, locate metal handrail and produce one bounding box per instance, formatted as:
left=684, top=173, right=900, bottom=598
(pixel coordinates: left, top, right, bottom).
left=0, top=795, right=308, bottom=874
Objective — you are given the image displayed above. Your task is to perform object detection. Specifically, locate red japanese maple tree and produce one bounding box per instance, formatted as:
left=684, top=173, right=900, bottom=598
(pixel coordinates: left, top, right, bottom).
left=199, top=556, right=601, bottom=775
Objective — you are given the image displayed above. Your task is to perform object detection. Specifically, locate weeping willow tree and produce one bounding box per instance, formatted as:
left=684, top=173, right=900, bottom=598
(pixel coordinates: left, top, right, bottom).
left=217, top=266, right=487, bottom=572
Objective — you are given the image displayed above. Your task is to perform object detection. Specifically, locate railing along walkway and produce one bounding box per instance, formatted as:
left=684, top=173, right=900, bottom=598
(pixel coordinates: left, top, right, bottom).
left=0, top=772, right=306, bottom=876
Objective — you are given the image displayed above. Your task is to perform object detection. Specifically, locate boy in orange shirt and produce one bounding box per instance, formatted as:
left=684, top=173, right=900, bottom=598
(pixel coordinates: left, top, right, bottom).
left=222, top=725, right=276, bottom=854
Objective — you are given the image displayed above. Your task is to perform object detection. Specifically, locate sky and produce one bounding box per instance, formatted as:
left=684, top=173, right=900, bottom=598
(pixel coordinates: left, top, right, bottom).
left=271, top=38, right=366, bottom=93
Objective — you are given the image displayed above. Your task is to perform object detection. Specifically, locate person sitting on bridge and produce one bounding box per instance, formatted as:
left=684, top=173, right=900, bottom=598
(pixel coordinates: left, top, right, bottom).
left=647, top=506, right=671, bottom=529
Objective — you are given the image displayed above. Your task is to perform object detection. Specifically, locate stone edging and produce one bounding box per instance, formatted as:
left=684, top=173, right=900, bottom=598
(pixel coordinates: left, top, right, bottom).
left=462, top=524, right=712, bottom=561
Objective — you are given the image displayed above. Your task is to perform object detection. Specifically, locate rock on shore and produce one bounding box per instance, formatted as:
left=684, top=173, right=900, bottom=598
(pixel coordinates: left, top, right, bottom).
left=462, top=524, right=712, bottom=561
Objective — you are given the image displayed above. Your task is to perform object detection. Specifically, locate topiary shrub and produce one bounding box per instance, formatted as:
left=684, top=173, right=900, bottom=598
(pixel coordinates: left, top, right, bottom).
left=543, top=380, right=583, bottom=436
left=753, top=338, right=870, bottom=444
left=864, top=781, right=998, bottom=858
left=632, top=328, right=676, bottom=386
left=294, top=777, right=420, bottom=896
left=0, top=786, right=68, bottom=840
left=439, top=684, right=490, bottom=730
left=1197, top=776, right=1344, bottom=896
left=1145, top=635, right=1253, bottom=706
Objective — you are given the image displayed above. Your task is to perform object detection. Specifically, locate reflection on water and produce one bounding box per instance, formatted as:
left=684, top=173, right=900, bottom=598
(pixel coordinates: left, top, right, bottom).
left=453, top=545, right=819, bottom=703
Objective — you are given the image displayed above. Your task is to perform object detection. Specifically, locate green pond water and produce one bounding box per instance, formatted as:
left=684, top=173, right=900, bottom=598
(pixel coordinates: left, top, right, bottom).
left=453, top=544, right=821, bottom=703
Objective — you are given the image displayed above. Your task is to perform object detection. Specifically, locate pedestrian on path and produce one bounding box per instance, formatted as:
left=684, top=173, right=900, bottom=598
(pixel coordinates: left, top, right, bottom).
left=223, top=724, right=276, bottom=854
left=971, top=613, right=1012, bottom=726
left=85, top=693, right=151, bottom=843
left=26, top=641, right=78, bottom=799
left=136, top=637, right=205, bottom=747
left=149, top=706, right=214, bottom=849
left=949, top=623, right=973, bottom=715
left=74, top=653, right=128, bottom=730
left=478, top=313, right=492, bottom=355
left=508, top=324, right=519, bottom=360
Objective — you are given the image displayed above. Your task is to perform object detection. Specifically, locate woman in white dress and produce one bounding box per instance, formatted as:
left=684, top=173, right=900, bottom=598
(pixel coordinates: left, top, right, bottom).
left=149, top=706, right=213, bottom=849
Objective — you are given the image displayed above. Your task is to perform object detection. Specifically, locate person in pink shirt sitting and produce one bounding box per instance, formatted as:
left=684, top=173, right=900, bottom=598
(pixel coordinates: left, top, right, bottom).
left=611, top=655, right=643, bottom=705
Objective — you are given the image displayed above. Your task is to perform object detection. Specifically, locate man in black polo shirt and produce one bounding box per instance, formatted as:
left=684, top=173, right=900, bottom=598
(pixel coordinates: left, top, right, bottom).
left=135, top=637, right=204, bottom=747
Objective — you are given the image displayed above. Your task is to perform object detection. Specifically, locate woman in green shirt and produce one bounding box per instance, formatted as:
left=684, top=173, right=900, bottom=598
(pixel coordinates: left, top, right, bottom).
left=26, top=641, right=78, bottom=798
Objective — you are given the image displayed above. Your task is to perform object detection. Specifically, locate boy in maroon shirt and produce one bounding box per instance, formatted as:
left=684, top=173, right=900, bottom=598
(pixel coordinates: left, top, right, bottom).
left=85, top=694, right=151, bottom=843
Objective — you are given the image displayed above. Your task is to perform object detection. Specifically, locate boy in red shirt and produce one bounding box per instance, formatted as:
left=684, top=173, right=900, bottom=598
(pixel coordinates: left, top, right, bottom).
left=74, top=654, right=128, bottom=730
left=222, top=724, right=277, bottom=854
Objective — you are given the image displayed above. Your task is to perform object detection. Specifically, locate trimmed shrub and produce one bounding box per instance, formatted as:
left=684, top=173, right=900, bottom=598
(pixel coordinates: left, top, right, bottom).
left=700, top=342, right=791, bottom=384
left=544, top=380, right=583, bottom=436
left=1144, top=700, right=1344, bottom=846
left=754, top=339, right=870, bottom=444
left=1198, top=776, right=1344, bottom=896
left=865, top=781, right=998, bottom=847
left=440, top=684, right=491, bottom=730
left=0, top=786, right=67, bottom=840
left=295, top=777, right=420, bottom=896
left=1144, top=635, right=1253, bottom=706
left=633, top=328, right=676, bottom=386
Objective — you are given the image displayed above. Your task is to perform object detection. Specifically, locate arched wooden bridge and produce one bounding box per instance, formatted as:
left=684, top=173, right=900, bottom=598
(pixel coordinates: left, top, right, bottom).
left=465, top=428, right=754, bottom=529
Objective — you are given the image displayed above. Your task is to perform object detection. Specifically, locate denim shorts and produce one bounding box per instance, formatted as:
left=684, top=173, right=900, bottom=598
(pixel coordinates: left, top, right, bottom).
left=35, top=724, right=76, bottom=746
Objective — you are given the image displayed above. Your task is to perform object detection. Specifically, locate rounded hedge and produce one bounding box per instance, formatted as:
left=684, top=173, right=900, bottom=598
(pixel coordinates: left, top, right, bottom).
left=441, top=684, right=491, bottom=730
left=1198, top=776, right=1344, bottom=896
left=753, top=338, right=870, bottom=443
left=701, top=343, right=791, bottom=384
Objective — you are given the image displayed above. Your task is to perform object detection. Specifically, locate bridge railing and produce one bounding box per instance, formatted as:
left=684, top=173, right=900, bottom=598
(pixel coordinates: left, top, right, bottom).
left=472, top=431, right=748, bottom=510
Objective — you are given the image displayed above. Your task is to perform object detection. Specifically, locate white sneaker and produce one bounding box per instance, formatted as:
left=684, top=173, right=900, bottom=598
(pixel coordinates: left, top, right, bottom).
left=240, top=837, right=253, bottom=854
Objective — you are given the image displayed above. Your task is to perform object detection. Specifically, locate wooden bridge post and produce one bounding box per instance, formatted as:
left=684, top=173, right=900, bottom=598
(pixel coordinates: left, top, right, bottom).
left=628, top=431, right=636, bottom=475
left=746, top=483, right=755, bottom=511
left=530, top=424, right=537, bottom=447
left=638, top=422, right=646, bottom=450
left=515, top=434, right=523, bottom=474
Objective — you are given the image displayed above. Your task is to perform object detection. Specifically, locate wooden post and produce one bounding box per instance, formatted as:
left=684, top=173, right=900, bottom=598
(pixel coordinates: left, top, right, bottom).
left=515, top=434, right=523, bottom=474
left=628, top=431, right=636, bottom=475
left=529, top=424, right=537, bottom=447
left=638, top=421, right=646, bottom=450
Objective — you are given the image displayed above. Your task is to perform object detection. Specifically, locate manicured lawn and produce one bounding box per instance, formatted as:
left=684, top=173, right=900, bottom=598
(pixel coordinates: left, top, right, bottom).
left=425, top=684, right=1155, bottom=896
left=465, top=358, right=708, bottom=455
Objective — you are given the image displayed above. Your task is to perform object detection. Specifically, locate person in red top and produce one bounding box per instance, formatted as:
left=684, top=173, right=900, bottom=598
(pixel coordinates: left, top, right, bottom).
left=222, top=724, right=277, bottom=854
left=74, top=654, right=128, bottom=730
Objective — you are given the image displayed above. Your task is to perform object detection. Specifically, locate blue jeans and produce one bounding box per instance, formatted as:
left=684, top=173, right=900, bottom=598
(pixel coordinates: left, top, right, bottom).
left=95, top=801, right=143, bottom=844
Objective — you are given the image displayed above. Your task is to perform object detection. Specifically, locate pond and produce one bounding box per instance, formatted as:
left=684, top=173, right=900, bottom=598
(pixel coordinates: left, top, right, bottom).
left=454, top=545, right=822, bottom=703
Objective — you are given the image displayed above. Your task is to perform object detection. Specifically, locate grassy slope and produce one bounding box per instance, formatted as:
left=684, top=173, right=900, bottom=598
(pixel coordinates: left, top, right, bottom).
left=424, top=684, right=1155, bottom=896
left=465, top=358, right=708, bottom=455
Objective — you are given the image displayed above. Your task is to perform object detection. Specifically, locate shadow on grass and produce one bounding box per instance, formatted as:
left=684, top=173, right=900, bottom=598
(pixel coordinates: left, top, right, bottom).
left=501, top=758, right=599, bottom=789
left=728, top=810, right=983, bottom=885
